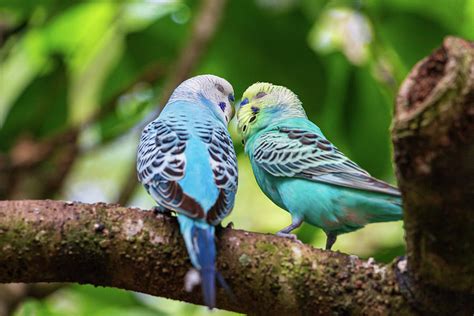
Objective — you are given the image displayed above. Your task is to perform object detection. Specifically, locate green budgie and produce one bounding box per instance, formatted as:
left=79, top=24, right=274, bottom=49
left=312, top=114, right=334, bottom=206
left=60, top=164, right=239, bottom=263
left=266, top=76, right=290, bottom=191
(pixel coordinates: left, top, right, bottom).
left=237, top=82, right=402, bottom=250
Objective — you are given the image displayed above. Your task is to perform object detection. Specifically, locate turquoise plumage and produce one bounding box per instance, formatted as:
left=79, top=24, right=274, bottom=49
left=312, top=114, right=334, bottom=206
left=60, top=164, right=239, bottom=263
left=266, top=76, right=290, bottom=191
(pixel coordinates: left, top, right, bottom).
left=137, top=75, right=238, bottom=308
left=237, top=82, right=402, bottom=250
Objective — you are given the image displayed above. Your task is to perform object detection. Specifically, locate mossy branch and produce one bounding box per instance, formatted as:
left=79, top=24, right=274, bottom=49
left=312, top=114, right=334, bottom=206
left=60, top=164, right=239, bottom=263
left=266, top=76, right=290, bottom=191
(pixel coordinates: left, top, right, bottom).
left=0, top=200, right=412, bottom=315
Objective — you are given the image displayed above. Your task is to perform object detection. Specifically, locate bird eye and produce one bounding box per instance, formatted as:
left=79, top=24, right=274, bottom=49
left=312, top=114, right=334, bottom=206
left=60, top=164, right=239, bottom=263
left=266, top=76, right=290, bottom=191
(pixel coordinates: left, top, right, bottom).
left=215, top=84, right=224, bottom=93
left=228, top=94, right=235, bottom=102
left=219, top=102, right=226, bottom=111
left=256, top=91, right=267, bottom=98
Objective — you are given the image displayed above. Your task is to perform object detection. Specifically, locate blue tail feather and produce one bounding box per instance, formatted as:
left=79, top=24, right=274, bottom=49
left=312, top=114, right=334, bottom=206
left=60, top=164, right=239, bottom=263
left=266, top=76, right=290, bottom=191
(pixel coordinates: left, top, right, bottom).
left=194, top=225, right=216, bottom=309
left=177, top=215, right=217, bottom=309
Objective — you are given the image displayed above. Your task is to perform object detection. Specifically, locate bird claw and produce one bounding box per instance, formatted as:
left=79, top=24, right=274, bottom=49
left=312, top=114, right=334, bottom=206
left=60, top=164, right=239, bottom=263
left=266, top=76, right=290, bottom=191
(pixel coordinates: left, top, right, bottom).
left=216, top=221, right=233, bottom=237
left=276, top=232, right=302, bottom=244
left=152, top=206, right=174, bottom=217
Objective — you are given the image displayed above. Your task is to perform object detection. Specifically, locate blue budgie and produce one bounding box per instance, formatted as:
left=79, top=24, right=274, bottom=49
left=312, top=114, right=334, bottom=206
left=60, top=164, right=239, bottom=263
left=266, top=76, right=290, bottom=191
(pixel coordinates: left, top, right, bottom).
left=237, top=82, right=402, bottom=250
left=137, top=75, right=238, bottom=308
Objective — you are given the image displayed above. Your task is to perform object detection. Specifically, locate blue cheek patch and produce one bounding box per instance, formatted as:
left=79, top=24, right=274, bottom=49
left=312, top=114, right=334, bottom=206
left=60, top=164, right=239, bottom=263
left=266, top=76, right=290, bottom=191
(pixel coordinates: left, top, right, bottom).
left=228, top=94, right=235, bottom=102
left=240, top=98, right=249, bottom=106
left=219, top=102, right=226, bottom=111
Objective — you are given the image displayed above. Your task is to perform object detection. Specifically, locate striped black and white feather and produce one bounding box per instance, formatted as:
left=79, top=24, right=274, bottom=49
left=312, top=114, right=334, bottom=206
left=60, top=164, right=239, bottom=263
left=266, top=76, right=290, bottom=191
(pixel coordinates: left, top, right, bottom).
left=137, top=114, right=209, bottom=219
left=252, top=127, right=400, bottom=196
left=195, top=119, right=238, bottom=224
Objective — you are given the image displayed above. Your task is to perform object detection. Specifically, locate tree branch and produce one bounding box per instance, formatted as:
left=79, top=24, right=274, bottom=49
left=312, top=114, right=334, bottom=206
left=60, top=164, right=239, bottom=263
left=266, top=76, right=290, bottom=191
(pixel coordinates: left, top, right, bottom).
left=392, top=36, right=474, bottom=314
left=0, top=200, right=414, bottom=315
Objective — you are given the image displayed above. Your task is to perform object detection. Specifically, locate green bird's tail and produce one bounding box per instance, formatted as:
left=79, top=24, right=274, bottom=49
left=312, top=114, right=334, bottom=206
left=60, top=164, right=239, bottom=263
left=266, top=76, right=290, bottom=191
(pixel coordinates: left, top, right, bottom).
left=365, top=195, right=403, bottom=223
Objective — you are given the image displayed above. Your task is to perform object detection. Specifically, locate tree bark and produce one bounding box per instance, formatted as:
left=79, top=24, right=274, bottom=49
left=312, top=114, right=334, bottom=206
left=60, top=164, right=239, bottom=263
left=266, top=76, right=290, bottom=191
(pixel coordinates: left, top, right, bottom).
left=392, top=36, right=474, bottom=314
left=0, top=200, right=413, bottom=315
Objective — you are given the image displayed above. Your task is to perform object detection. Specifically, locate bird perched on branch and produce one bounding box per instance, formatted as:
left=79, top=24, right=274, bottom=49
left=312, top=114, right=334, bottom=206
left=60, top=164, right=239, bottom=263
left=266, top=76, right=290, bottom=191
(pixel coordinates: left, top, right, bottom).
left=237, top=82, right=402, bottom=250
left=137, top=75, right=238, bottom=308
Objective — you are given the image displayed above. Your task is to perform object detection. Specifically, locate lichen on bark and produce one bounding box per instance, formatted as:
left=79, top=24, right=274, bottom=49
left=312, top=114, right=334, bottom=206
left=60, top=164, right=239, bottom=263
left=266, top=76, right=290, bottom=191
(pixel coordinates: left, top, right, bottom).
left=0, top=200, right=414, bottom=315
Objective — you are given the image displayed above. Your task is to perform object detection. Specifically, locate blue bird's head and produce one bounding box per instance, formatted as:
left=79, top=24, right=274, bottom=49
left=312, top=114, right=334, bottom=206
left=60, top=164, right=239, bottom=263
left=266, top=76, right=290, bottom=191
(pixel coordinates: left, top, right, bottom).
left=168, top=74, right=235, bottom=125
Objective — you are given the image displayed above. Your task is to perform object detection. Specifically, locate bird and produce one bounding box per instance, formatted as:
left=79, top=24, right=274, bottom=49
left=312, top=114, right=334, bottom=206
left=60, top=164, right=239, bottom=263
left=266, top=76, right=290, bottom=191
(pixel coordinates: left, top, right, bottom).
left=236, top=82, right=402, bottom=250
left=137, top=74, right=238, bottom=308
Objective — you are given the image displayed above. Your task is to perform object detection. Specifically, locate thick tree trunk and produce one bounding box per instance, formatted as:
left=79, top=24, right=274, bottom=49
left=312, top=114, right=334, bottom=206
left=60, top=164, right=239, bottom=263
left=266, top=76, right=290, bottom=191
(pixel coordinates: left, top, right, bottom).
left=392, top=36, right=474, bottom=314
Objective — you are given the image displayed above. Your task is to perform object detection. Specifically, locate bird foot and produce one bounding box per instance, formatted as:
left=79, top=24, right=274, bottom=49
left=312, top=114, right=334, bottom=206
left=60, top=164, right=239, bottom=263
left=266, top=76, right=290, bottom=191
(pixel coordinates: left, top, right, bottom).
left=152, top=206, right=174, bottom=217
left=276, top=232, right=302, bottom=244
left=216, top=221, right=233, bottom=238
left=325, top=232, right=337, bottom=250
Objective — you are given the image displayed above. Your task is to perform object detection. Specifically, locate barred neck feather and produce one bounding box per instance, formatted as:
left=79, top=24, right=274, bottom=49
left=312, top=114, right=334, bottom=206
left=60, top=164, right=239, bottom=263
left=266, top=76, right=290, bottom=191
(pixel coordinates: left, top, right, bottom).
left=237, top=82, right=307, bottom=140
left=266, top=102, right=307, bottom=120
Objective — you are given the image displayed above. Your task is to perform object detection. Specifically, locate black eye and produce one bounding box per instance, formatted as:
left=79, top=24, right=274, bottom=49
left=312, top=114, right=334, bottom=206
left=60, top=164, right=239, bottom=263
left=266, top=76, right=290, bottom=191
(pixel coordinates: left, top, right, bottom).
left=216, top=84, right=224, bottom=93
left=219, top=102, right=226, bottom=111
left=256, top=91, right=267, bottom=98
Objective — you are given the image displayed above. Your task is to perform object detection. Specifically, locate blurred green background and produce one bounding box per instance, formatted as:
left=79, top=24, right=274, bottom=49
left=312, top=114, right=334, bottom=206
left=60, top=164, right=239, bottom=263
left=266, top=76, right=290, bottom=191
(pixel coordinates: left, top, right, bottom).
left=0, top=0, right=472, bottom=315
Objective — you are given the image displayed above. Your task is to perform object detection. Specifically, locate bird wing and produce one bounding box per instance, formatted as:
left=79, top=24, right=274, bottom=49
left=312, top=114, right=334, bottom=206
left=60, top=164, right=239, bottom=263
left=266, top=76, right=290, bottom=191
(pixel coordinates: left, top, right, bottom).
left=252, top=127, right=400, bottom=196
left=195, top=121, right=238, bottom=225
left=137, top=118, right=206, bottom=219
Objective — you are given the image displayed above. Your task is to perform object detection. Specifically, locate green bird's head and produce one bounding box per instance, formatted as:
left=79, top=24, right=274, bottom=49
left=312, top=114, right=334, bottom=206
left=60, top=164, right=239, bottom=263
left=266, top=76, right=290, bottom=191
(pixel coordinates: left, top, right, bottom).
left=237, top=82, right=307, bottom=140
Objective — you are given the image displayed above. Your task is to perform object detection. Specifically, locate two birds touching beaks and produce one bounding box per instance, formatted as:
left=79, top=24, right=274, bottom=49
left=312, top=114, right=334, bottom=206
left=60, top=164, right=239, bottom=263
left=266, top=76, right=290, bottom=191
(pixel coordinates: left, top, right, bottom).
left=136, top=75, right=403, bottom=309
